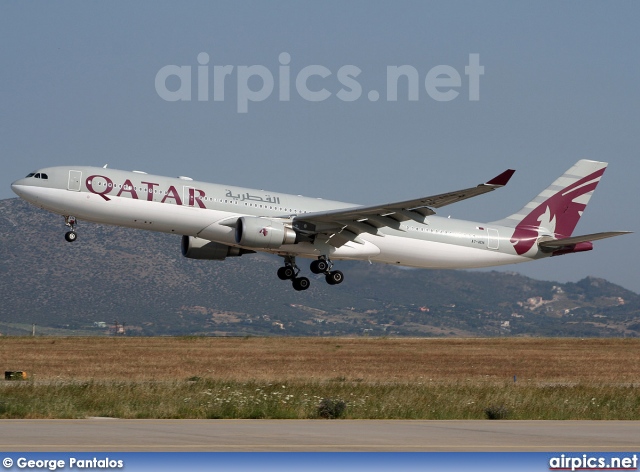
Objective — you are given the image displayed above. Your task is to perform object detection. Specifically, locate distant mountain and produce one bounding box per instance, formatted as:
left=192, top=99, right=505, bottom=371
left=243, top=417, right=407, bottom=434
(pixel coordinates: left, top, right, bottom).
left=1, top=198, right=638, bottom=337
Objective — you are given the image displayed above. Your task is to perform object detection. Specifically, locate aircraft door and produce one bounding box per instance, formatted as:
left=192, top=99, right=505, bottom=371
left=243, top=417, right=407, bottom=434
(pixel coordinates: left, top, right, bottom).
left=487, top=228, right=500, bottom=250
left=68, top=170, right=82, bottom=191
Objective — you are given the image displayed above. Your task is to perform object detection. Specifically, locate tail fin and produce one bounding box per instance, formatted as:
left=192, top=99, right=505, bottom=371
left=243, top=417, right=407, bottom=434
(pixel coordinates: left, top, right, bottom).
left=491, top=160, right=608, bottom=255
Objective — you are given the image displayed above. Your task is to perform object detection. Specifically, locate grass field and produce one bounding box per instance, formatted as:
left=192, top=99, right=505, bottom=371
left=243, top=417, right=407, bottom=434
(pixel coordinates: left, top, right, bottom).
left=1, top=337, right=639, bottom=419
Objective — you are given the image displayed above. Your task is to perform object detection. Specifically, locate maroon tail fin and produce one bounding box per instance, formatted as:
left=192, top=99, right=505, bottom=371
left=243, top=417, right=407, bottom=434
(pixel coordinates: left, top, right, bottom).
left=491, top=160, right=608, bottom=255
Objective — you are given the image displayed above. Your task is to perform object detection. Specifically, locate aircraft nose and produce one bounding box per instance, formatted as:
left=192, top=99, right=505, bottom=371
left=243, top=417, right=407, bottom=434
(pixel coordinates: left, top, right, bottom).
left=11, top=178, right=30, bottom=198
left=11, top=179, right=23, bottom=195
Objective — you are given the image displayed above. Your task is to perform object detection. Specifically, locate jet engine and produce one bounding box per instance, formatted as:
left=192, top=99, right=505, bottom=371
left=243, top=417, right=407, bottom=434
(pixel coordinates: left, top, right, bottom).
left=181, top=236, right=254, bottom=260
left=235, top=216, right=297, bottom=249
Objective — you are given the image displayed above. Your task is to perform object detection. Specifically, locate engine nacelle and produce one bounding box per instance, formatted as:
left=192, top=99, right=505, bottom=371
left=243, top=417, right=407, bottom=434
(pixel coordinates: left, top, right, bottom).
left=235, top=216, right=297, bottom=249
left=181, top=236, right=253, bottom=260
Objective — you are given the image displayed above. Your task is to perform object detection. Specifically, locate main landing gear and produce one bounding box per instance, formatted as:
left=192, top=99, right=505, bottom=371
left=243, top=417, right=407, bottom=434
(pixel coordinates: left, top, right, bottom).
left=64, top=216, right=78, bottom=242
left=310, top=256, right=344, bottom=286
left=277, top=255, right=344, bottom=291
left=277, top=256, right=310, bottom=291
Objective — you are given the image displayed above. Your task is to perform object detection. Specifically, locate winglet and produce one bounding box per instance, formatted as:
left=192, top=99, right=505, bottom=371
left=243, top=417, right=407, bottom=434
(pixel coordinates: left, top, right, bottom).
left=486, top=169, right=515, bottom=187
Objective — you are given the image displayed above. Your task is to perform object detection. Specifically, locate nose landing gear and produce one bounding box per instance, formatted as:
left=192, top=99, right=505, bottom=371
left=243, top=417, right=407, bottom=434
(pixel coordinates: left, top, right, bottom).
left=64, top=216, right=77, bottom=242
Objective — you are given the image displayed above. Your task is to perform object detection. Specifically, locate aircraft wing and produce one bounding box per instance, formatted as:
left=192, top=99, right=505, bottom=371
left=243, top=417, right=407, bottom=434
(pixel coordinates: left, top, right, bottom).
left=291, top=168, right=515, bottom=247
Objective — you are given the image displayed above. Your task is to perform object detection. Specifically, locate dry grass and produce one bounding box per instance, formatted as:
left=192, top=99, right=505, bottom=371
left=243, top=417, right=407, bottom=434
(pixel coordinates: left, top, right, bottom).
left=1, top=337, right=639, bottom=384
left=1, top=337, right=639, bottom=419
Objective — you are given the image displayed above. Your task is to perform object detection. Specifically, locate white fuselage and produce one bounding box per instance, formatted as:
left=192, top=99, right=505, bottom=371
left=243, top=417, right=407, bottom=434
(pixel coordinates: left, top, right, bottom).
left=11, top=166, right=534, bottom=269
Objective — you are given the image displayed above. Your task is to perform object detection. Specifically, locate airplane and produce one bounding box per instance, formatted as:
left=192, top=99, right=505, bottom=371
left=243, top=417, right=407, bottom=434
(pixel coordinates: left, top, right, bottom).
left=11, top=159, right=630, bottom=291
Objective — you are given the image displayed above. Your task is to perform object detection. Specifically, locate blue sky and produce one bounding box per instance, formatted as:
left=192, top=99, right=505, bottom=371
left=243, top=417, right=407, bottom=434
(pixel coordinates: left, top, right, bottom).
left=1, top=1, right=638, bottom=292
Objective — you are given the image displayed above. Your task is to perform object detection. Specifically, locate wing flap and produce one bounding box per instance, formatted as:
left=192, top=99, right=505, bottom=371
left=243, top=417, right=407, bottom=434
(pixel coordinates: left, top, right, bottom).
left=319, top=228, right=365, bottom=247
left=338, top=220, right=383, bottom=236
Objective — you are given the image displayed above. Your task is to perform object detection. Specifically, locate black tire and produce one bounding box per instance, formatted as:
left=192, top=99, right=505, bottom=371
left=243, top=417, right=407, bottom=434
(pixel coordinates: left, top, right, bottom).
left=292, top=277, right=310, bottom=291
left=316, top=260, right=329, bottom=272
left=310, top=260, right=322, bottom=274
left=326, top=270, right=344, bottom=285
left=65, top=231, right=77, bottom=243
left=277, top=266, right=296, bottom=280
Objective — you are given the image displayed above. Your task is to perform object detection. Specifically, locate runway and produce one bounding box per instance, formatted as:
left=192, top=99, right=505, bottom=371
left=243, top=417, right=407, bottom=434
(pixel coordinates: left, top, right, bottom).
left=1, top=420, right=638, bottom=451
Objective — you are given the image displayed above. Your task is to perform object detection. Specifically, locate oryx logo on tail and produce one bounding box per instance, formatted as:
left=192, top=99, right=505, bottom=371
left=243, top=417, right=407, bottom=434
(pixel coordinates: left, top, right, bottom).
left=490, top=160, right=607, bottom=255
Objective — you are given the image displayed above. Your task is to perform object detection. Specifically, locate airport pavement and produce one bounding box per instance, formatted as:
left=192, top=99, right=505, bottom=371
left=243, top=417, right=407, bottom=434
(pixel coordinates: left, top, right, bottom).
left=0, top=420, right=639, bottom=451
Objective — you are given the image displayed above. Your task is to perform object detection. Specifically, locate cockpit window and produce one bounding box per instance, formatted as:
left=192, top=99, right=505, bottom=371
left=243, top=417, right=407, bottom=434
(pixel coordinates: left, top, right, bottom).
left=25, top=171, right=48, bottom=179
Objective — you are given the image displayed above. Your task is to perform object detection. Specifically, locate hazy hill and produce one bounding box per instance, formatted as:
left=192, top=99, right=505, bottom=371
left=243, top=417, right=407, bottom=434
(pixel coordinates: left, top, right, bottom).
left=1, top=198, right=638, bottom=337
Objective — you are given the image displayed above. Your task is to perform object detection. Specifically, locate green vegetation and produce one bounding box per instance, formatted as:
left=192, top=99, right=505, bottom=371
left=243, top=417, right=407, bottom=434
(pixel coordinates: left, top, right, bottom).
left=2, top=337, right=639, bottom=420
left=1, top=379, right=639, bottom=420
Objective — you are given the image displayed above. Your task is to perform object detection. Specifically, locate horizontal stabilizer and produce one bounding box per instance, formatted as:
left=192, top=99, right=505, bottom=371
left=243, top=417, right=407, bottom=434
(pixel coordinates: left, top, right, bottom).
left=538, top=231, right=632, bottom=248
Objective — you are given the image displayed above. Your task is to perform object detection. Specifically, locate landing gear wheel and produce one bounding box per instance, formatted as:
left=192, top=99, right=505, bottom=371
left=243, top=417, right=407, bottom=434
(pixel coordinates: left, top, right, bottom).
left=292, top=277, right=310, bottom=291
left=277, top=266, right=295, bottom=280
left=310, top=259, right=329, bottom=274
left=63, top=216, right=78, bottom=242
left=325, top=270, right=344, bottom=285
left=279, top=255, right=301, bottom=284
